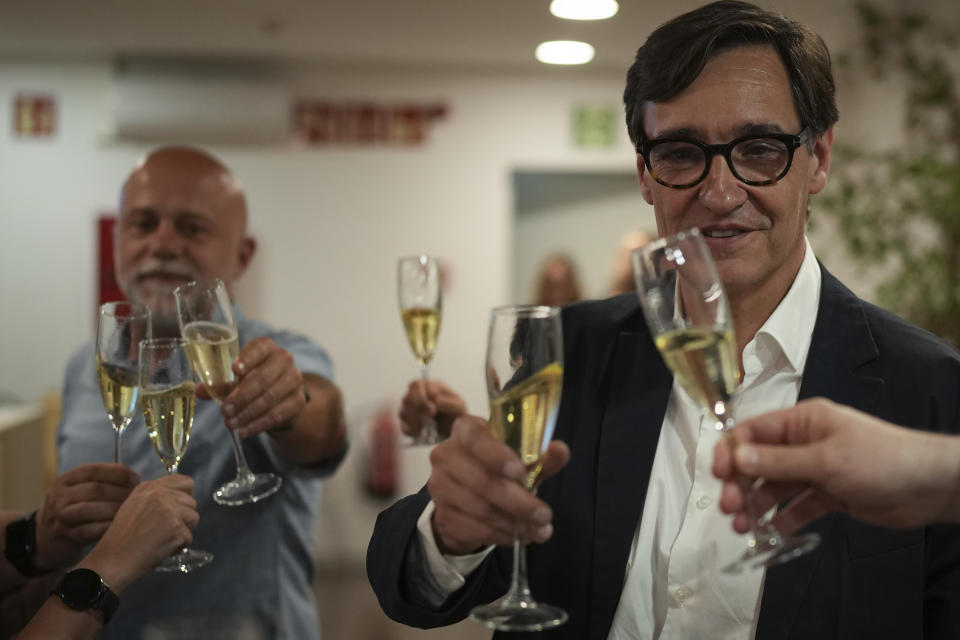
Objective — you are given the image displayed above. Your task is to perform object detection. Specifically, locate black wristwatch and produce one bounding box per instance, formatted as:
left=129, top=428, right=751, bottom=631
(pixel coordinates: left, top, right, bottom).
left=52, top=568, right=120, bottom=624
left=4, top=510, right=50, bottom=577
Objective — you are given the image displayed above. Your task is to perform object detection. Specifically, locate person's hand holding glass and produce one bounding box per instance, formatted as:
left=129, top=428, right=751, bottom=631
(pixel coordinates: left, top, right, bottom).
left=469, top=305, right=567, bottom=632
left=173, top=278, right=282, bottom=506
left=96, top=301, right=151, bottom=464
left=138, top=337, right=213, bottom=573
left=397, top=255, right=443, bottom=445
left=632, top=228, right=820, bottom=571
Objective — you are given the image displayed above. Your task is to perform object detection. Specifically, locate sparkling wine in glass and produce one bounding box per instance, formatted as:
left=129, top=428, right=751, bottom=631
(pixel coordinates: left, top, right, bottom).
left=96, top=301, right=151, bottom=464
left=469, top=305, right=567, bottom=632
left=397, top=255, right=442, bottom=445
left=173, top=279, right=282, bottom=506
left=631, top=227, right=820, bottom=572
left=139, top=337, right=213, bottom=573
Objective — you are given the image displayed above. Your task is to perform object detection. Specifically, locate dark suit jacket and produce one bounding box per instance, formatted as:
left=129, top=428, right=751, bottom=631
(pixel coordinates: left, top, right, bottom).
left=367, top=266, right=960, bottom=639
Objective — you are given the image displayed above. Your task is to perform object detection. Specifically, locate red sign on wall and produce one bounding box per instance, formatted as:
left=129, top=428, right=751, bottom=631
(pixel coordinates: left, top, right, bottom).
left=292, top=101, right=448, bottom=146
left=14, top=94, right=56, bottom=137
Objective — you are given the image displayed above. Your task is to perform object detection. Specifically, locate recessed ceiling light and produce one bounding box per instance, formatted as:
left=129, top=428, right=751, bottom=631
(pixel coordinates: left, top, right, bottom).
left=535, top=40, right=596, bottom=65
left=549, top=0, right=619, bottom=21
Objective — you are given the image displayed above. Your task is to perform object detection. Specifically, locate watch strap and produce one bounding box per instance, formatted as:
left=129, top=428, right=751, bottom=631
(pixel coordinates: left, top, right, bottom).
left=93, top=579, right=120, bottom=624
left=94, top=581, right=120, bottom=624
left=4, top=510, right=51, bottom=577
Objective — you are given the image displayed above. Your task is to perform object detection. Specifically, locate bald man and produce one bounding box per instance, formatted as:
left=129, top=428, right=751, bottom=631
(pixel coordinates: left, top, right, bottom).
left=50, top=147, right=347, bottom=639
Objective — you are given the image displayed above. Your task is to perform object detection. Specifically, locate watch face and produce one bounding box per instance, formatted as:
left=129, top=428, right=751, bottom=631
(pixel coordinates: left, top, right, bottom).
left=58, top=568, right=104, bottom=608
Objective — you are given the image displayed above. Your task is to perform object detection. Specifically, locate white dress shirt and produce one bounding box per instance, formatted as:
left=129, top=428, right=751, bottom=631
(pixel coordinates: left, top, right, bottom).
left=416, top=239, right=822, bottom=640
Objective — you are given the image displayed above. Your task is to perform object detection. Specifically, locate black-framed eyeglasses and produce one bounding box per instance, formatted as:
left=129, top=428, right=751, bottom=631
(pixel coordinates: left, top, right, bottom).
left=637, top=128, right=811, bottom=189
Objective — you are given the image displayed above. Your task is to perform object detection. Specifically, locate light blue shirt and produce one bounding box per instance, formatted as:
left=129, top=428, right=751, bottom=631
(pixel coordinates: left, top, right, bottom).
left=57, top=310, right=343, bottom=640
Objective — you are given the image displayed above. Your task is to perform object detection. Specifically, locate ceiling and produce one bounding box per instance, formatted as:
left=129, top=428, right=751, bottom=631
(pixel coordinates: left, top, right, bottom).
left=0, top=0, right=900, bottom=75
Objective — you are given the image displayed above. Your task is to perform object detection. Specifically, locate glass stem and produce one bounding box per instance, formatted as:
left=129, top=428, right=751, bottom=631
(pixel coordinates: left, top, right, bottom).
left=166, top=465, right=189, bottom=555
left=167, top=462, right=190, bottom=558
left=228, top=430, right=255, bottom=482
left=718, top=406, right=781, bottom=548
left=215, top=396, right=255, bottom=482
left=114, top=430, right=121, bottom=464
left=419, top=365, right=438, bottom=441
left=508, top=536, right=533, bottom=601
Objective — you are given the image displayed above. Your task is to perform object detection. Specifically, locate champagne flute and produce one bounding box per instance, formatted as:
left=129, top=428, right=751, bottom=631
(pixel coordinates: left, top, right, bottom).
left=139, top=337, right=214, bottom=573
left=397, top=255, right=442, bottom=445
left=173, top=279, right=282, bottom=506
left=469, top=305, right=567, bottom=632
left=631, top=227, right=820, bottom=572
left=96, top=301, right=151, bottom=464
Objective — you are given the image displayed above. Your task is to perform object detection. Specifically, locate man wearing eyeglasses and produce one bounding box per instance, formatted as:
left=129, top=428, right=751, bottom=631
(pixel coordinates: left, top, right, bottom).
left=368, top=2, right=960, bottom=638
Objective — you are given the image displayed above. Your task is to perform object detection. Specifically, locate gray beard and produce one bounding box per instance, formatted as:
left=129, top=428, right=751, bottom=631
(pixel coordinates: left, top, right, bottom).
left=125, top=290, right=181, bottom=338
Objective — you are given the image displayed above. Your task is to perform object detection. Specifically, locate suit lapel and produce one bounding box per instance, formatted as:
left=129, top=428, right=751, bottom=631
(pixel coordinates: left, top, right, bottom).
left=590, top=318, right=673, bottom=639
left=757, top=266, right=883, bottom=637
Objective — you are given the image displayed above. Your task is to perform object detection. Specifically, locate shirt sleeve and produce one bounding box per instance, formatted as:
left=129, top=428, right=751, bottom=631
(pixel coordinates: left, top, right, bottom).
left=406, top=500, right=494, bottom=607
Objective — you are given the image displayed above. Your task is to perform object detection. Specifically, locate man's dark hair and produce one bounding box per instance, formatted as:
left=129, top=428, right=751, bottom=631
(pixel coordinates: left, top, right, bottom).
left=623, top=0, right=839, bottom=146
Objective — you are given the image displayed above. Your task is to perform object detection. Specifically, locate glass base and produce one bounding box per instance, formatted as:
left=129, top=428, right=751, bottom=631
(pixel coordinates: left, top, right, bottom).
left=156, top=548, right=214, bottom=573
left=723, top=532, right=821, bottom=573
left=469, top=595, right=568, bottom=632
left=213, top=472, right=282, bottom=506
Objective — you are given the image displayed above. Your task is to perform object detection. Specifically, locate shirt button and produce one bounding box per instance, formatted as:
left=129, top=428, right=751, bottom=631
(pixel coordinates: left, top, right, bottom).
left=696, top=495, right=712, bottom=510
left=674, top=586, right=692, bottom=604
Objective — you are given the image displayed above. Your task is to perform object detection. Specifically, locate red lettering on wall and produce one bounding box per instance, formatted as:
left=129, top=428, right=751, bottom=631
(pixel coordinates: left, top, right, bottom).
left=293, top=101, right=448, bottom=146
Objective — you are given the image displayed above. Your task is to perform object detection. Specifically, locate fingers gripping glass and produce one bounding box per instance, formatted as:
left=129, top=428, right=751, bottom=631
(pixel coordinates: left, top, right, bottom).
left=469, top=305, right=567, bottom=632
left=637, top=128, right=810, bottom=189
left=138, top=338, right=213, bottom=573
left=631, top=229, right=819, bottom=572
left=173, top=279, right=282, bottom=506
left=397, top=255, right=443, bottom=446
left=96, top=302, right=152, bottom=464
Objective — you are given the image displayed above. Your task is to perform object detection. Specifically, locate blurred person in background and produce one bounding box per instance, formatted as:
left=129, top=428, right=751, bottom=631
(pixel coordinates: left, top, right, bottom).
left=51, top=146, right=347, bottom=639
left=533, top=253, right=584, bottom=307
left=607, top=228, right=655, bottom=296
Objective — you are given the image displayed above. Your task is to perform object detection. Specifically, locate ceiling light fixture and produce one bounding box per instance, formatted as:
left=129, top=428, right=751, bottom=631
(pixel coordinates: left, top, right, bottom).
left=549, top=0, right=619, bottom=21
left=535, top=40, right=596, bottom=65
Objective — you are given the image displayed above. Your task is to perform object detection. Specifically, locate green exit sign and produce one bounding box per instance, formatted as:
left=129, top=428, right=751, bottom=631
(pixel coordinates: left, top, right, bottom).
left=572, top=104, right=616, bottom=148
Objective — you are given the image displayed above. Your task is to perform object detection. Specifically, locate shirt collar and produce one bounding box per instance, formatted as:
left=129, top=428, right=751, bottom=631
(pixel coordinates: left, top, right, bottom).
left=744, top=237, right=822, bottom=376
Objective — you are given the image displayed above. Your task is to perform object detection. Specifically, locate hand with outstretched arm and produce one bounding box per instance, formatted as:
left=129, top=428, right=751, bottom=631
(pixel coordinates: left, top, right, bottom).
left=17, top=474, right=199, bottom=640
left=1, top=463, right=140, bottom=593
left=427, top=416, right=569, bottom=554
left=198, top=336, right=347, bottom=466
left=712, top=398, right=960, bottom=534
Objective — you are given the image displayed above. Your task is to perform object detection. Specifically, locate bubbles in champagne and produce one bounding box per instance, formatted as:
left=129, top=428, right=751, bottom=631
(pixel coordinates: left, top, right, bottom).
left=655, top=327, right=738, bottom=425
left=488, top=362, right=563, bottom=488
left=401, top=307, right=441, bottom=366
left=142, top=381, right=196, bottom=472
left=96, top=360, right=140, bottom=431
